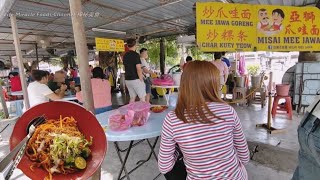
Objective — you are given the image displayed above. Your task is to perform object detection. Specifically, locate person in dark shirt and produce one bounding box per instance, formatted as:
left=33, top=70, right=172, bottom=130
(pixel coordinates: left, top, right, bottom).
left=47, top=70, right=71, bottom=93
left=123, top=39, right=146, bottom=102
left=221, top=52, right=231, bottom=68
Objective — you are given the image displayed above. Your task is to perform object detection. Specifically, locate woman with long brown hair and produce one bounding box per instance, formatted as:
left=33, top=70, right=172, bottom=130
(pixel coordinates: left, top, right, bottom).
left=158, top=61, right=249, bottom=180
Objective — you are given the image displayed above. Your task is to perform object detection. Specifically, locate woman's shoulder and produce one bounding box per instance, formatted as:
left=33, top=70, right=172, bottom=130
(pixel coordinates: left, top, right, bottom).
left=207, top=102, right=234, bottom=112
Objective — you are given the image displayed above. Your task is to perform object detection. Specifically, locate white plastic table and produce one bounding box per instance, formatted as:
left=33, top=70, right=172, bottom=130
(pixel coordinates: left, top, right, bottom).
left=96, top=108, right=172, bottom=180
left=62, top=95, right=77, bottom=101
left=9, top=91, right=23, bottom=96
left=152, top=85, right=179, bottom=106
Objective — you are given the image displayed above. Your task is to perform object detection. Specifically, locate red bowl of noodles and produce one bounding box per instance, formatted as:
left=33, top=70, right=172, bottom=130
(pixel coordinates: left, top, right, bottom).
left=10, top=101, right=107, bottom=180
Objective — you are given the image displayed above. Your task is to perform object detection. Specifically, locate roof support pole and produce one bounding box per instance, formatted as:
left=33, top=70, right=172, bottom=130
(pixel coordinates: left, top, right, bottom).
left=69, top=1, right=95, bottom=112
left=35, top=43, right=39, bottom=69
left=160, top=38, right=166, bottom=75
left=10, top=15, right=30, bottom=110
left=67, top=5, right=101, bottom=178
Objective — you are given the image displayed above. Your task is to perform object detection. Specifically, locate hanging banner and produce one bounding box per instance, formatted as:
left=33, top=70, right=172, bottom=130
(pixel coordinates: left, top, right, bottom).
left=95, top=38, right=125, bottom=52
left=196, top=2, right=256, bottom=52
left=196, top=2, right=320, bottom=52
left=256, top=5, right=320, bottom=51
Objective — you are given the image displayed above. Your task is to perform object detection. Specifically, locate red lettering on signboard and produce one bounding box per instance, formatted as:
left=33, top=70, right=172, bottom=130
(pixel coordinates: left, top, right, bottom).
left=237, top=30, right=247, bottom=42
left=285, top=24, right=296, bottom=34
left=229, top=8, right=240, bottom=18
left=241, top=9, right=251, bottom=19
left=290, top=11, right=301, bottom=22
left=202, top=6, right=215, bottom=18
left=303, top=12, right=315, bottom=24
left=222, top=29, right=234, bottom=40
left=298, top=24, right=308, bottom=35
left=216, top=7, right=228, bottom=18
left=207, top=29, right=219, bottom=41
left=310, top=25, right=320, bottom=35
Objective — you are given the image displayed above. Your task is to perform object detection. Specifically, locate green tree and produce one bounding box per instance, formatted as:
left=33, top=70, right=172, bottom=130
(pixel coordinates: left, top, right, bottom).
left=139, top=37, right=180, bottom=69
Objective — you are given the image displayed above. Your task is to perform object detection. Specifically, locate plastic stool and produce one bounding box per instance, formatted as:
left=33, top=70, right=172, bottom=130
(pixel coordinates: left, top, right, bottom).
left=271, top=95, right=293, bottom=120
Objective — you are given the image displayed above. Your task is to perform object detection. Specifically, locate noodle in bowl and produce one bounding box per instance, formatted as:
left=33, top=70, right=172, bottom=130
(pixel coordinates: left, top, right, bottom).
left=9, top=101, right=107, bottom=180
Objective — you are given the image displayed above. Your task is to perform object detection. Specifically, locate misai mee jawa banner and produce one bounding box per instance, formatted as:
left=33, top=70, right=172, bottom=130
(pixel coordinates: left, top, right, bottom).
left=196, top=2, right=320, bottom=52
left=95, top=38, right=125, bottom=52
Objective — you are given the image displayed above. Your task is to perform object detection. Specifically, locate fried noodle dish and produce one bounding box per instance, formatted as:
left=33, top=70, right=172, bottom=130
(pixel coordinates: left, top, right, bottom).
left=26, top=116, right=93, bottom=180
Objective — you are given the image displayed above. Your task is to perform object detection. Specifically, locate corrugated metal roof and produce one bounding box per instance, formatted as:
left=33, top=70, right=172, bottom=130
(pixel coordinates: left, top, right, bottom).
left=0, top=0, right=318, bottom=60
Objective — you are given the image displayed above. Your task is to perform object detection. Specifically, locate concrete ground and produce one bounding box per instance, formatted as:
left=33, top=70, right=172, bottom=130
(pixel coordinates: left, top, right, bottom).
left=0, top=94, right=299, bottom=180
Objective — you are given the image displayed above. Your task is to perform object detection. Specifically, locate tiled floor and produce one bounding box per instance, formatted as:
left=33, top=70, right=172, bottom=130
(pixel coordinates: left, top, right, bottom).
left=0, top=93, right=300, bottom=180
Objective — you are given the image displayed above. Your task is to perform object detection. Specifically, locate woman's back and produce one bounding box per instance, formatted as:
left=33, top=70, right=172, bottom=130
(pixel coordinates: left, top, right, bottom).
left=90, top=78, right=112, bottom=108
left=159, top=102, right=249, bottom=180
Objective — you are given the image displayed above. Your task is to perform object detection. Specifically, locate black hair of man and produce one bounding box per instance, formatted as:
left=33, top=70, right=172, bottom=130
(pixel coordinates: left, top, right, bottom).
left=214, top=52, right=222, bottom=60
left=186, top=56, right=193, bottom=62
left=259, top=8, right=267, bottom=12
left=126, top=38, right=136, bottom=48
left=221, top=52, right=226, bottom=56
left=140, top=48, right=148, bottom=54
left=272, top=9, right=285, bottom=19
left=32, top=70, right=49, bottom=81
left=92, top=67, right=105, bottom=79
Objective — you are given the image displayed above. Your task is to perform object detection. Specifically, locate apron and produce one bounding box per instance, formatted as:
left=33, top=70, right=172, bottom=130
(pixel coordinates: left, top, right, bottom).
left=292, top=99, right=320, bottom=180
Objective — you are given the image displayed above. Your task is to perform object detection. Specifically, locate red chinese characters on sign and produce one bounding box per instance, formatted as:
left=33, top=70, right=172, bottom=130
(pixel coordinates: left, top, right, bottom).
left=298, top=24, right=308, bottom=35
left=241, top=9, right=251, bottom=19
left=310, top=25, right=320, bottom=35
left=216, top=7, right=228, bottom=18
left=222, top=30, right=234, bottom=40
left=229, top=8, right=240, bottom=18
left=237, top=30, right=247, bottom=42
left=207, top=29, right=219, bottom=41
left=304, top=12, right=315, bottom=24
left=202, top=6, right=215, bottom=18
left=290, top=11, right=301, bottom=22
left=285, top=24, right=296, bottom=34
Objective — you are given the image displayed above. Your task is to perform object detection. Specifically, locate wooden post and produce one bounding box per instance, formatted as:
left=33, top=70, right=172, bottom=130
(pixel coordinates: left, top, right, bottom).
left=10, top=15, right=30, bottom=110
left=267, top=71, right=273, bottom=129
left=160, top=38, right=165, bottom=75
left=68, top=1, right=98, bottom=178
left=69, top=0, right=94, bottom=113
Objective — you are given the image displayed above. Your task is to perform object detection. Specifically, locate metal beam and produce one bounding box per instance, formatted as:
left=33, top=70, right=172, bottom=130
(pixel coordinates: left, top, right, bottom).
left=89, top=0, right=185, bottom=30
left=126, top=13, right=192, bottom=32
left=0, top=0, right=18, bottom=23
left=21, top=0, right=69, bottom=10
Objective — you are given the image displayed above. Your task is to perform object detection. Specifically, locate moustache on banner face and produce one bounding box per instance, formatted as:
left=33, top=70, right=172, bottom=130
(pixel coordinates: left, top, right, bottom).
left=263, top=17, right=269, bottom=20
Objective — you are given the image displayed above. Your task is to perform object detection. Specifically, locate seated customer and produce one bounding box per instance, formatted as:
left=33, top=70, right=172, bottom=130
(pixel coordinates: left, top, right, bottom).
left=76, top=67, right=112, bottom=114
left=48, top=70, right=71, bottom=93
left=26, top=70, right=67, bottom=108
left=158, top=61, right=249, bottom=179
left=9, top=72, right=22, bottom=92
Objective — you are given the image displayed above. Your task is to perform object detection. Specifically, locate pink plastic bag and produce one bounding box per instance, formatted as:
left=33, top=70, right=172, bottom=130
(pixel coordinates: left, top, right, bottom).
left=108, top=110, right=134, bottom=131
left=121, top=102, right=151, bottom=126
left=152, top=74, right=174, bottom=86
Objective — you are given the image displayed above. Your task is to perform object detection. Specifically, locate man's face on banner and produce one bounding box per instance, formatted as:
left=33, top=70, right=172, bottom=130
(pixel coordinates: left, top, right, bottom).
left=258, top=9, right=269, bottom=24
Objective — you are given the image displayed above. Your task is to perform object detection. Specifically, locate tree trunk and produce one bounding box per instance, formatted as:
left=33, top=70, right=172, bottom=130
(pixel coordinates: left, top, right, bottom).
left=98, top=51, right=114, bottom=69
left=298, top=52, right=320, bottom=62
left=160, top=38, right=166, bottom=74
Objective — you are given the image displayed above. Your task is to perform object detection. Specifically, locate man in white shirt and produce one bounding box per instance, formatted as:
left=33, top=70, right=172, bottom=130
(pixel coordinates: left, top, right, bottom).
left=24, top=70, right=67, bottom=110
left=140, top=48, right=154, bottom=103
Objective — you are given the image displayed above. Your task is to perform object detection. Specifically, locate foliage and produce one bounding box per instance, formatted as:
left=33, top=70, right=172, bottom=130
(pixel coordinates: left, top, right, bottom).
left=189, top=46, right=212, bottom=61
left=139, top=37, right=180, bottom=69
left=247, top=64, right=261, bottom=76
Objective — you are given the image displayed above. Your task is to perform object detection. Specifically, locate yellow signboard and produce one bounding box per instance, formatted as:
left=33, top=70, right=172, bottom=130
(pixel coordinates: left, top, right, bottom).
left=196, top=2, right=256, bottom=52
left=95, top=38, right=125, bottom=52
left=196, top=2, right=320, bottom=52
left=256, top=5, right=320, bottom=51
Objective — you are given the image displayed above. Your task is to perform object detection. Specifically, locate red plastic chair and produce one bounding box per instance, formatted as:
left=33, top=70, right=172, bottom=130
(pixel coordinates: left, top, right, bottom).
left=271, top=95, right=293, bottom=120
